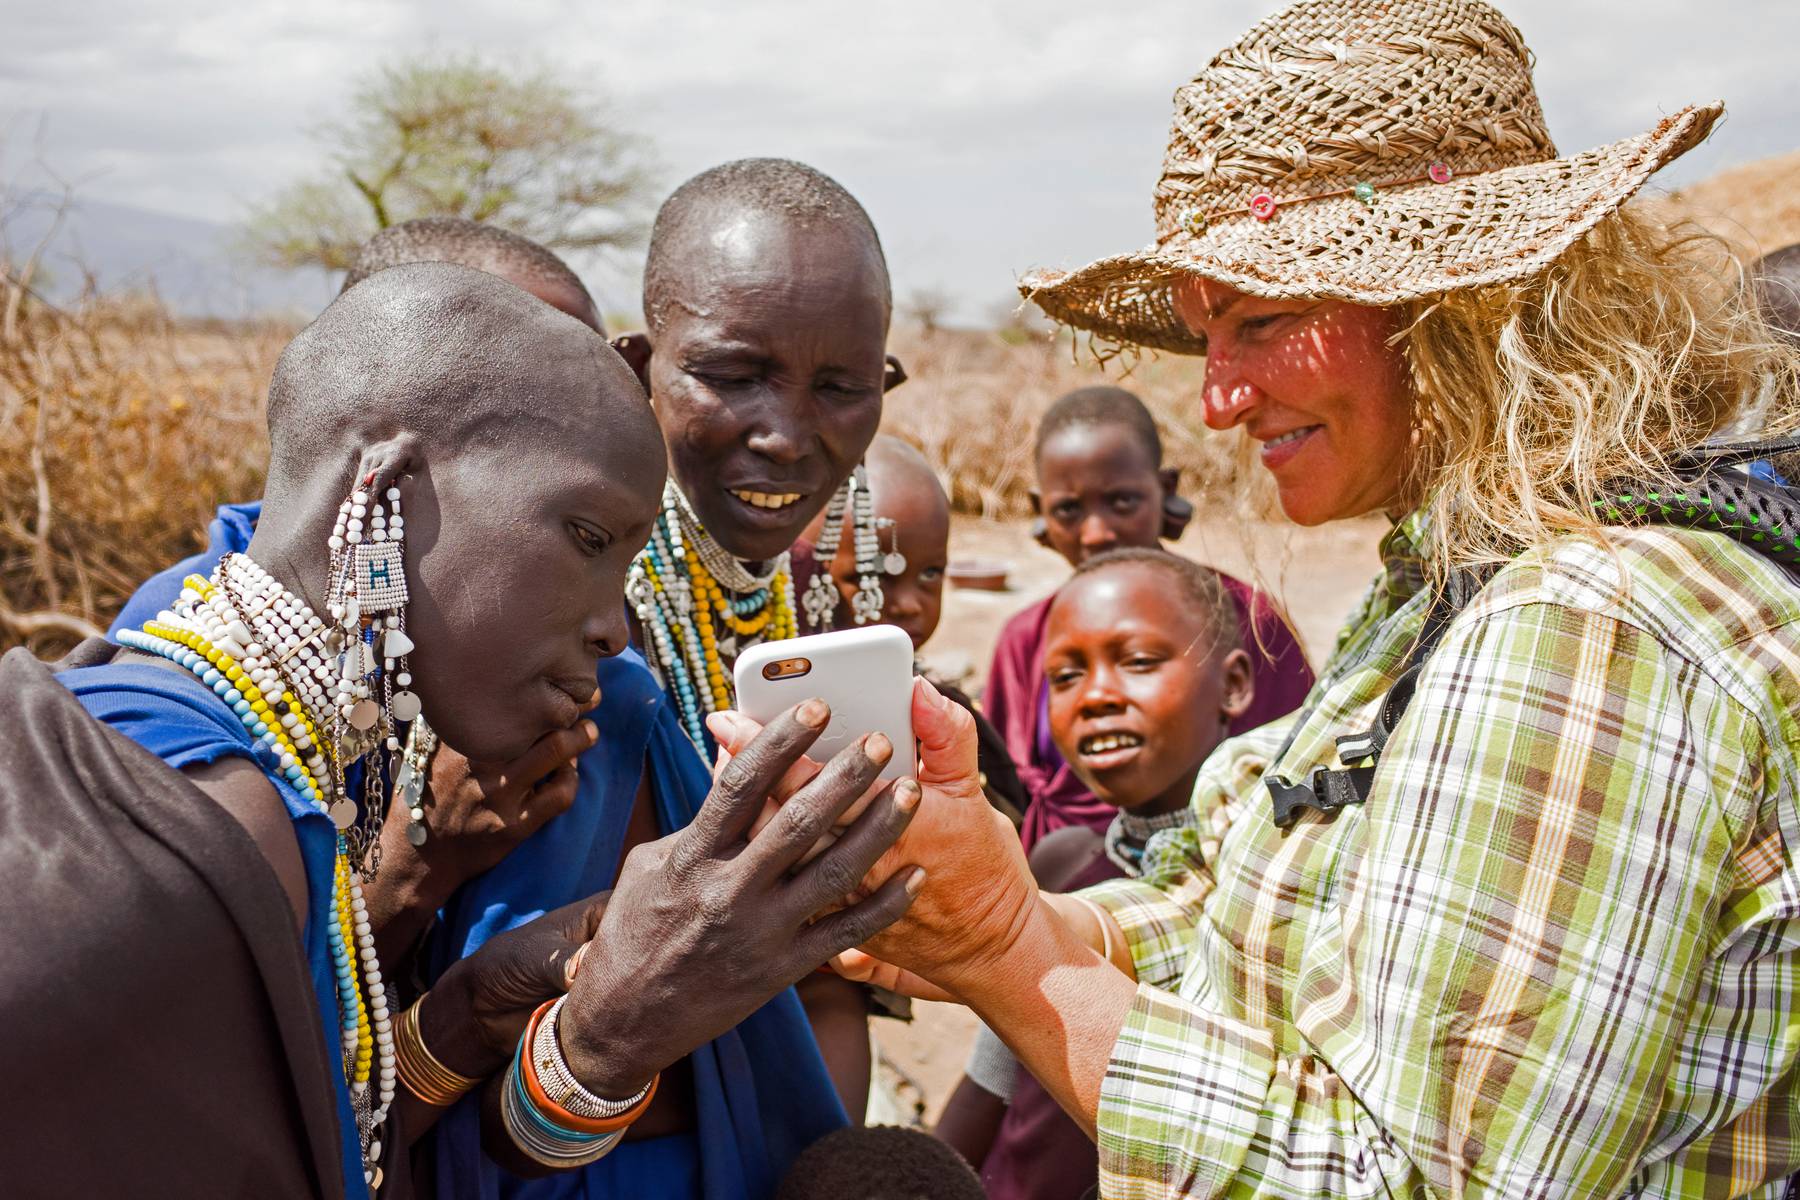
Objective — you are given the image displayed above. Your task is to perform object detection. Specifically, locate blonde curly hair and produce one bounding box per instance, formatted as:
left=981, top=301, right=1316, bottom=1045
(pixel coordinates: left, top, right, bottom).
left=1396, top=205, right=1800, bottom=586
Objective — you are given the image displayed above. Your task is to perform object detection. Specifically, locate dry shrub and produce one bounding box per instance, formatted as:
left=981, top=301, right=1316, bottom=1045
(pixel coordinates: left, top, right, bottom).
left=0, top=292, right=289, bottom=657
left=881, top=323, right=1264, bottom=520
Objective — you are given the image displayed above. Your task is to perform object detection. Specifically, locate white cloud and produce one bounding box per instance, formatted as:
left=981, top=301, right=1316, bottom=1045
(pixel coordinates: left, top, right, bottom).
left=3, top=0, right=1795, bottom=320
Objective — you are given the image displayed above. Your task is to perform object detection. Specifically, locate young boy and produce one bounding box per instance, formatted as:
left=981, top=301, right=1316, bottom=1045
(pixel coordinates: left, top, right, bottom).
left=806, top=433, right=1027, bottom=822
left=937, top=548, right=1253, bottom=1200
left=985, top=385, right=1314, bottom=850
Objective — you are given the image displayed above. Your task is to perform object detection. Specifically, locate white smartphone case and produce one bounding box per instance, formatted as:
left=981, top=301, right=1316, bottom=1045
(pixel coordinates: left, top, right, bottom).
left=733, top=625, right=918, bottom=782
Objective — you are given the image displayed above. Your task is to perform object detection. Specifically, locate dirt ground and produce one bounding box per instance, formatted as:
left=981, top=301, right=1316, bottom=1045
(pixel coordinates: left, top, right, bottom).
left=872, top=510, right=1389, bottom=1126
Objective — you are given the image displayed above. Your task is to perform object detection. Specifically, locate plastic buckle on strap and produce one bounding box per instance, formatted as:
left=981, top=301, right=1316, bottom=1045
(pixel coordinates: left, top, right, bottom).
left=1267, top=766, right=1375, bottom=829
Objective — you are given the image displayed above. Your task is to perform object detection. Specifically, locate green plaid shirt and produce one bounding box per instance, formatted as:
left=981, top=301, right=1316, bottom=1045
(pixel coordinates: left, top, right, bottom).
left=1083, top=515, right=1800, bottom=1198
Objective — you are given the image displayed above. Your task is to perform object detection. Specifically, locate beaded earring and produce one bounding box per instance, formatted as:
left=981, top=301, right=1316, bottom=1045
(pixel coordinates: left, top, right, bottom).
left=847, top=465, right=885, bottom=625
left=802, top=479, right=849, bottom=629
left=802, top=466, right=886, bottom=629
left=875, top=517, right=906, bottom=577
left=394, top=716, right=438, bottom=847
left=324, top=479, right=421, bottom=866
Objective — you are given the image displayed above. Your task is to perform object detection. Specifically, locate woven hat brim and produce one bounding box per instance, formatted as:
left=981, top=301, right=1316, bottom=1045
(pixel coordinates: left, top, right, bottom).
left=1020, top=103, right=1723, bottom=355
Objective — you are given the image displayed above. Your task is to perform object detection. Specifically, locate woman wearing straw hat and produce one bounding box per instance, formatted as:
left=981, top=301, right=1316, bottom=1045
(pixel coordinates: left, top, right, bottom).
left=712, top=0, right=1800, bottom=1193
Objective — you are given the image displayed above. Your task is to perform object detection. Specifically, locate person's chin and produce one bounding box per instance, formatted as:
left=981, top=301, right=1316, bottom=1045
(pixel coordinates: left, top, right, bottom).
left=703, top=491, right=814, bottom=561
left=1273, top=482, right=1344, bottom=527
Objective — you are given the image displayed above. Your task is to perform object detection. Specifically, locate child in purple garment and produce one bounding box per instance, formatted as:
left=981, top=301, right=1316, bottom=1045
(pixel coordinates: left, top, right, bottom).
left=939, top=548, right=1254, bottom=1200
left=983, top=385, right=1314, bottom=852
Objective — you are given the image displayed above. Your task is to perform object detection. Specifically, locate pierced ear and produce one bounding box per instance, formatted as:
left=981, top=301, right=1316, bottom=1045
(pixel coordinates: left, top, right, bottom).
left=1161, top=493, right=1195, bottom=542
left=882, top=354, right=908, bottom=394
left=1030, top=516, right=1050, bottom=548
left=352, top=434, right=424, bottom=498
left=611, top=332, right=653, bottom=390
left=1219, top=647, right=1255, bottom=722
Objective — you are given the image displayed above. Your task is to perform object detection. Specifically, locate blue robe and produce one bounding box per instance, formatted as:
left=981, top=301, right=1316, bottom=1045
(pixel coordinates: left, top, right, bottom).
left=101, top=503, right=847, bottom=1200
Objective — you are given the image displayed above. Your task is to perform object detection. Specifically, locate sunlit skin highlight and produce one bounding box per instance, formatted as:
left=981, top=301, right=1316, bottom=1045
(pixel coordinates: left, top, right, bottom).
left=1172, top=276, right=1416, bottom=526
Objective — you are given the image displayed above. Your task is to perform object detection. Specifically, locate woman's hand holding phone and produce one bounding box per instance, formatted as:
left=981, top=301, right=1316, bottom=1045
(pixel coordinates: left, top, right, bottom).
left=709, top=676, right=1041, bottom=1004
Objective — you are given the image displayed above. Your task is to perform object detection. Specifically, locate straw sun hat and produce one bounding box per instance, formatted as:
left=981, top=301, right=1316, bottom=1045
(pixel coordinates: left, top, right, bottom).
left=1020, top=0, right=1722, bottom=354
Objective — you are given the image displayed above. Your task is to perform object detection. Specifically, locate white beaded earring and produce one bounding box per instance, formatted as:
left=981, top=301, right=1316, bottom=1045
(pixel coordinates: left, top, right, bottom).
left=323, top=476, right=421, bottom=868
left=802, top=478, right=850, bottom=630
left=802, top=466, right=887, bottom=629
left=847, top=465, right=885, bottom=625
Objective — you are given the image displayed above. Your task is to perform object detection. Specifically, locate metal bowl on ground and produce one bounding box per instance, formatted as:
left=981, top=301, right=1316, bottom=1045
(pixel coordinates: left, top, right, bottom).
left=946, top=559, right=1010, bottom=591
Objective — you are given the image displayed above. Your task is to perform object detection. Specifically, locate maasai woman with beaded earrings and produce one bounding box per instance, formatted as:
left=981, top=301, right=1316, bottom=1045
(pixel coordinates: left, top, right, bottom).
left=714, top=1, right=1800, bottom=1194
left=14, top=265, right=928, bottom=1199
left=615, top=157, right=904, bottom=764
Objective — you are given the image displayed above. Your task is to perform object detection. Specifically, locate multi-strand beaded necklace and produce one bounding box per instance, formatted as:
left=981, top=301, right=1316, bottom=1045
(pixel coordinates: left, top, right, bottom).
left=628, top=481, right=798, bottom=755
left=116, top=548, right=397, bottom=1186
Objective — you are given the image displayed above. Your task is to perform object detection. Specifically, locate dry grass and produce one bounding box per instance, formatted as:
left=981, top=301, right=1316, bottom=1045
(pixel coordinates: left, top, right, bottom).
left=881, top=324, right=1266, bottom=520
left=0, top=293, right=287, bottom=657
left=1658, top=150, right=1800, bottom=261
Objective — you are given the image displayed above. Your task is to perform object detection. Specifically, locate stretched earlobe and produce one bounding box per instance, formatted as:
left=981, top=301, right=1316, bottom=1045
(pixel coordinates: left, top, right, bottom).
left=352, top=434, right=424, bottom=500
left=611, top=332, right=653, bottom=391
left=1030, top=516, right=1050, bottom=547
left=1161, top=493, right=1195, bottom=542
left=883, top=354, right=908, bottom=394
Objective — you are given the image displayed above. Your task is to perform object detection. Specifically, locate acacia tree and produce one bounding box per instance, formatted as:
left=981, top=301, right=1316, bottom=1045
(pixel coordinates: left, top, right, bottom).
left=244, top=55, right=655, bottom=272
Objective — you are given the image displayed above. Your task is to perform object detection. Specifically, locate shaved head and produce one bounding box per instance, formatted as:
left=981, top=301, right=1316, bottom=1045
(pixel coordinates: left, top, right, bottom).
left=268, top=262, right=634, bottom=490
left=865, top=435, right=947, bottom=523
left=254, top=263, right=666, bottom=761
left=642, top=158, right=890, bottom=334
left=343, top=217, right=602, bottom=332
left=1754, top=244, right=1800, bottom=345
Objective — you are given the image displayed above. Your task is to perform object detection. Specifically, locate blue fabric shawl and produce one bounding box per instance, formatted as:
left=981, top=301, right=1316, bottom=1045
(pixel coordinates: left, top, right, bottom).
left=105, top=502, right=846, bottom=1200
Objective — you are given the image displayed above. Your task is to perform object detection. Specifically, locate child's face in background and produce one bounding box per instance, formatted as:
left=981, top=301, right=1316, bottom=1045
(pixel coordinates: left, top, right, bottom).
left=1044, top=562, right=1252, bottom=815
left=1033, top=424, right=1170, bottom=568
left=827, top=480, right=949, bottom=652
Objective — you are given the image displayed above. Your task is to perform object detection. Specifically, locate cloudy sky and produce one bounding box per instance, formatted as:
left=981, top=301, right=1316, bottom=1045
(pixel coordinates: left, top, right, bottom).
left=3, top=0, right=1795, bottom=322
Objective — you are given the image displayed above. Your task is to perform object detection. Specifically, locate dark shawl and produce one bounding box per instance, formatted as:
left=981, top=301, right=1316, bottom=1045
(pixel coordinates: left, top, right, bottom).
left=0, top=644, right=349, bottom=1199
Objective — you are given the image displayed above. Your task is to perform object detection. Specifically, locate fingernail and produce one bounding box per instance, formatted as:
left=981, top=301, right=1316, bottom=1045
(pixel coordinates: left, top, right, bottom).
left=582, top=719, right=599, bottom=743
left=895, top=778, right=921, bottom=812
left=865, top=732, right=892, bottom=765
left=905, top=866, right=927, bottom=896
left=797, top=698, right=829, bottom=728
left=567, top=757, right=578, bottom=770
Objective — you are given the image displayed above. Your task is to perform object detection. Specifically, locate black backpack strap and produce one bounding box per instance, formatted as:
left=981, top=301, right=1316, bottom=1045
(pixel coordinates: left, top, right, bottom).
left=1269, top=443, right=1800, bottom=831
left=1265, top=576, right=1473, bottom=830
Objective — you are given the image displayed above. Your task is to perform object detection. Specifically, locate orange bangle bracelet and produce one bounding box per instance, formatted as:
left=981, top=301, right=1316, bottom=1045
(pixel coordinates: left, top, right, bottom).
left=519, top=1001, right=661, bottom=1135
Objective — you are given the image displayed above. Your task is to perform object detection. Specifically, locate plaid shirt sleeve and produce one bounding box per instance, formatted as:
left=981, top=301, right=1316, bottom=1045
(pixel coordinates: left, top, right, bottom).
left=1080, top=715, right=1292, bottom=990
left=1084, top=581, right=1786, bottom=1198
